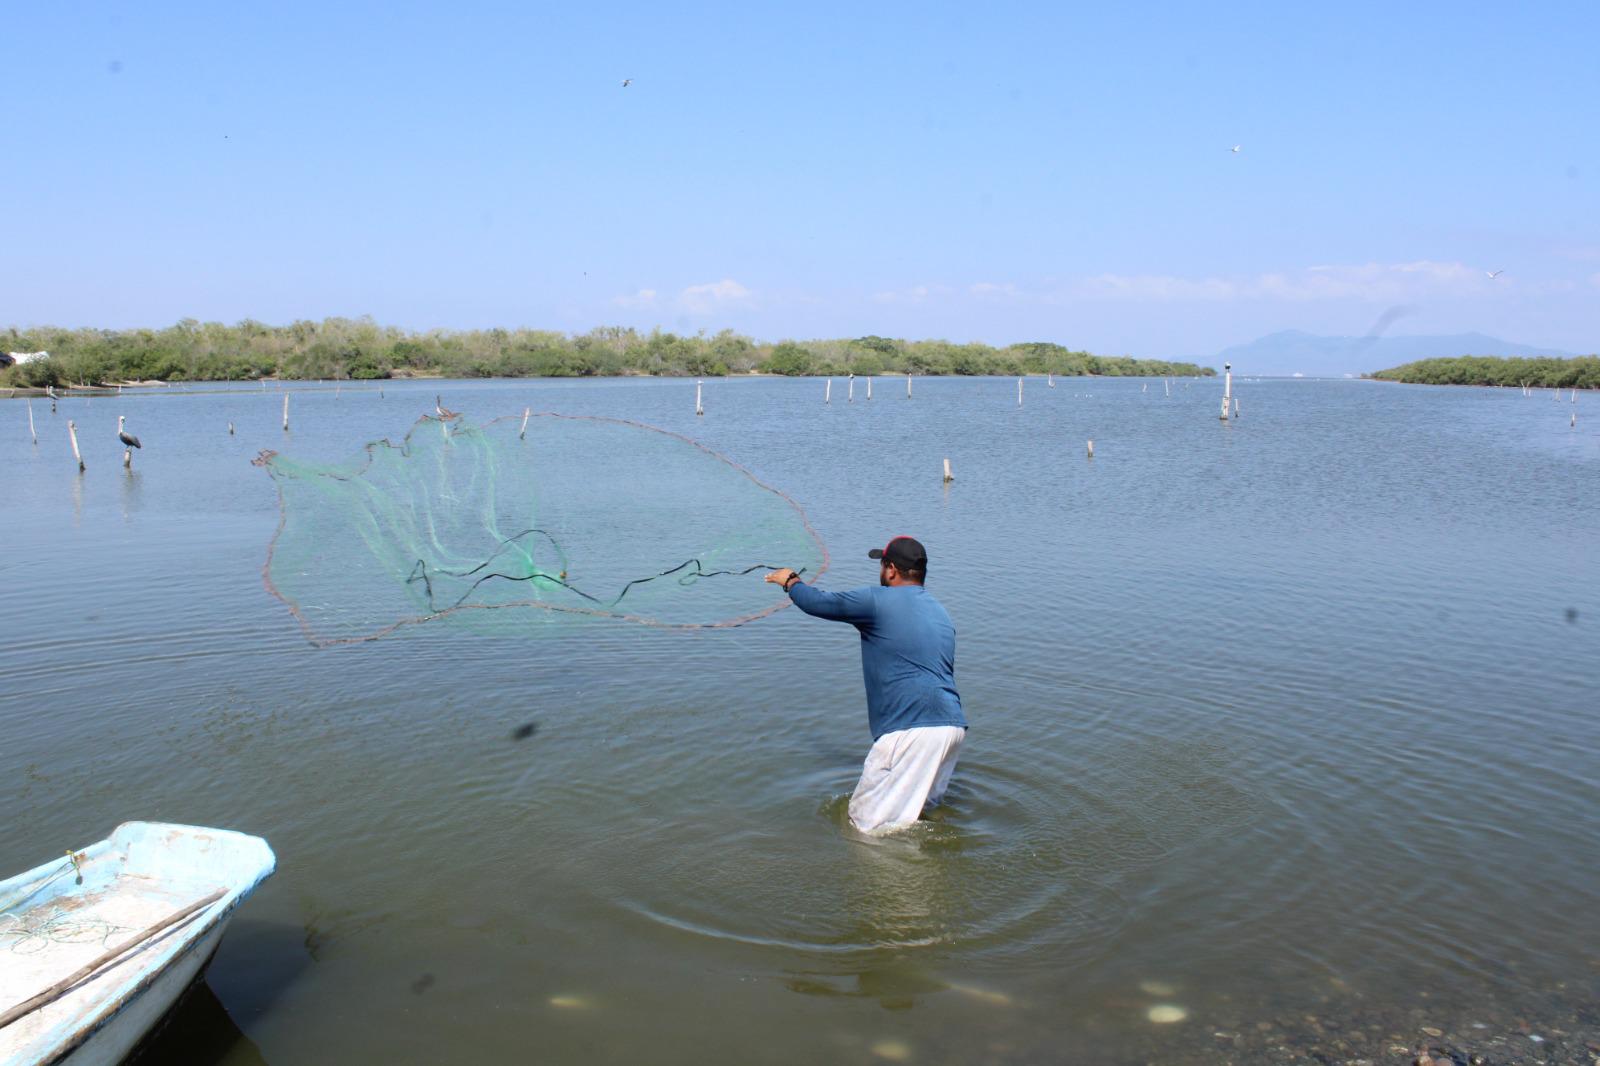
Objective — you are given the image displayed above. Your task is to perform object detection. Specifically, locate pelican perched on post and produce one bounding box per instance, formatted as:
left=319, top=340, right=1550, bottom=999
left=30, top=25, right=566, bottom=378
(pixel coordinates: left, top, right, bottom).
left=118, top=415, right=142, bottom=468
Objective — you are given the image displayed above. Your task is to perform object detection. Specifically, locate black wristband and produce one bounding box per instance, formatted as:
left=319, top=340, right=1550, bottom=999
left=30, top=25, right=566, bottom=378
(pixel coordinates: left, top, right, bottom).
left=783, top=574, right=800, bottom=592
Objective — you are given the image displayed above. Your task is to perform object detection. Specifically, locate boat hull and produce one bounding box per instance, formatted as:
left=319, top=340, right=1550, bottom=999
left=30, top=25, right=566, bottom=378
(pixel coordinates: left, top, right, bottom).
left=0, top=822, right=275, bottom=1066
left=41, top=927, right=224, bottom=1066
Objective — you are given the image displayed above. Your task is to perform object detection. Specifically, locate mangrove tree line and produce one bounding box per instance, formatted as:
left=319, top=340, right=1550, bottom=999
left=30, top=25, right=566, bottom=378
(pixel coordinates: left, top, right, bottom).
left=2, top=319, right=1213, bottom=387
left=1371, top=355, right=1600, bottom=389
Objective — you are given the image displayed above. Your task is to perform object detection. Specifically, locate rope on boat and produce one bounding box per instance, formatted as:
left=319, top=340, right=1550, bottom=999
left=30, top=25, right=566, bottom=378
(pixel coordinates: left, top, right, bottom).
left=0, top=852, right=116, bottom=955
left=0, top=860, right=75, bottom=919
left=0, top=908, right=128, bottom=956
left=0, top=888, right=226, bottom=1030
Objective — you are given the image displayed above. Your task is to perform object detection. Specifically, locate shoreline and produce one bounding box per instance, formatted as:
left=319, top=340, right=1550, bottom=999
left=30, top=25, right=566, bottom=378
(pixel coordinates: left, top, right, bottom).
left=1, top=369, right=1214, bottom=399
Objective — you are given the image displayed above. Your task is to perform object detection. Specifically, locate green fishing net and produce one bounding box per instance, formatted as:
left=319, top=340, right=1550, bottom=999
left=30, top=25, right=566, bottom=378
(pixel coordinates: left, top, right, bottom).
left=254, top=412, right=828, bottom=645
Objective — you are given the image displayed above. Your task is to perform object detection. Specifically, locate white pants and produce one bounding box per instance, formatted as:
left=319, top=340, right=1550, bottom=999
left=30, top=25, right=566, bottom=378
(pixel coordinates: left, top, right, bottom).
left=848, top=725, right=966, bottom=834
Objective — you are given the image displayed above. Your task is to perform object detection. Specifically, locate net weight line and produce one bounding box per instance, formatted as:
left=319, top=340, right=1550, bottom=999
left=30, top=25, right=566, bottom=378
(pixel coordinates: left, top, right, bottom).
left=258, top=410, right=833, bottom=645
left=404, top=526, right=806, bottom=613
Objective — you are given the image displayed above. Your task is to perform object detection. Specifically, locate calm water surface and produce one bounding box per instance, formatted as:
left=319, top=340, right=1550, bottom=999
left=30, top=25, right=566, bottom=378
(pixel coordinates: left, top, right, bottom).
left=2, top=377, right=1596, bottom=1064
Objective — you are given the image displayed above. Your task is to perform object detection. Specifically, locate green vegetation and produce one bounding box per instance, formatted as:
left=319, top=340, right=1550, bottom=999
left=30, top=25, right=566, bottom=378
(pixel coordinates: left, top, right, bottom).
left=1371, top=355, right=1600, bottom=389
left=1, top=319, right=1214, bottom=387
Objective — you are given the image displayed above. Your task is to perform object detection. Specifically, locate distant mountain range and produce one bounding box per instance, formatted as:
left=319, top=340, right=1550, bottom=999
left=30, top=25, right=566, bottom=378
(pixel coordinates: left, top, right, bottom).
left=1208, top=330, right=1581, bottom=378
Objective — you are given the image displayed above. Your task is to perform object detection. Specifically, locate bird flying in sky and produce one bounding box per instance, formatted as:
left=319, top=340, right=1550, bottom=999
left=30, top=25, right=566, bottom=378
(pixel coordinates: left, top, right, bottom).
left=1486, top=270, right=1504, bottom=279
left=622, top=78, right=633, bottom=87
left=1230, top=145, right=1241, bottom=153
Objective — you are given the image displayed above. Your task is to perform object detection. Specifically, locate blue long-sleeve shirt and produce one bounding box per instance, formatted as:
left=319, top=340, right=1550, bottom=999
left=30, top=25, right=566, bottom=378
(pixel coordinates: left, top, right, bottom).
left=788, top=582, right=967, bottom=740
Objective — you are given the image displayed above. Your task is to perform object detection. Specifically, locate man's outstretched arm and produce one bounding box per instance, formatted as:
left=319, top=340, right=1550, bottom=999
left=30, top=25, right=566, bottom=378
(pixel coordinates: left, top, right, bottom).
left=765, top=568, right=876, bottom=624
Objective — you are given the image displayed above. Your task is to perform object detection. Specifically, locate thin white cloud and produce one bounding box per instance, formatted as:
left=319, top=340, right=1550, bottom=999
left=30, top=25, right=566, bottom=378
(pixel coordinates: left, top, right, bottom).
left=613, top=279, right=757, bottom=316
left=1166, top=260, right=1479, bottom=302
left=1070, top=273, right=1240, bottom=302
left=931, top=261, right=1502, bottom=306
left=969, top=282, right=1020, bottom=299
left=872, top=284, right=946, bottom=304
left=1309, top=260, right=1476, bottom=281
left=678, top=279, right=752, bottom=314
left=612, top=288, right=658, bottom=309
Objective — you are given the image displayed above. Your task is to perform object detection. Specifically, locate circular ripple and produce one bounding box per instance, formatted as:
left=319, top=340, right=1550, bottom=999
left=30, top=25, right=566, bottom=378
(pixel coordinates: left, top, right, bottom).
left=594, top=735, right=1263, bottom=965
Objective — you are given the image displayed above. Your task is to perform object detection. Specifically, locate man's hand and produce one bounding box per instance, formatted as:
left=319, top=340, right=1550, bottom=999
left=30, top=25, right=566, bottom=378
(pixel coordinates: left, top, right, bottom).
left=765, top=567, right=799, bottom=590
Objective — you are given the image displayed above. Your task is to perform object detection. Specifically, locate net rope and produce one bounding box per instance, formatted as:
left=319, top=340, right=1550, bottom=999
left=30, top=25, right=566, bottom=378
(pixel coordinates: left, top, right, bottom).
left=0, top=859, right=130, bottom=956
left=254, top=411, right=829, bottom=645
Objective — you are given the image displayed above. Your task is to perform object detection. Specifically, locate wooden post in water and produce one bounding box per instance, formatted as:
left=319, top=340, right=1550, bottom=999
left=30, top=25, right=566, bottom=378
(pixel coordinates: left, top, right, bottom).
left=68, top=420, right=84, bottom=471
left=520, top=407, right=532, bottom=438
left=1086, top=439, right=1094, bottom=459
left=825, top=379, right=831, bottom=404
left=848, top=374, right=854, bottom=403
left=1233, top=395, right=1240, bottom=418
left=336, top=383, right=341, bottom=399
left=282, top=393, right=290, bottom=431
left=1017, top=377, right=1024, bottom=406
left=867, top=376, right=873, bottom=400
left=695, top=381, right=703, bottom=417
left=28, top=400, right=36, bottom=444
left=1048, top=372, right=1054, bottom=388
left=228, top=421, right=235, bottom=435
left=1220, top=362, right=1233, bottom=421
left=943, top=458, right=953, bottom=482
left=906, top=373, right=913, bottom=398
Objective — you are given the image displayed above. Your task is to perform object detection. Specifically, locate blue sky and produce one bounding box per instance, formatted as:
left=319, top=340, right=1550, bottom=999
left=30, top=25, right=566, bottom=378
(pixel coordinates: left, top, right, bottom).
left=6, top=1, right=1598, bottom=358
